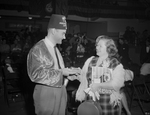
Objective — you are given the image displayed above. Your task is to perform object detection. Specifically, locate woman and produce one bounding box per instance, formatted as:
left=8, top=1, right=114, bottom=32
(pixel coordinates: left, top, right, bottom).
left=76, top=35, right=125, bottom=115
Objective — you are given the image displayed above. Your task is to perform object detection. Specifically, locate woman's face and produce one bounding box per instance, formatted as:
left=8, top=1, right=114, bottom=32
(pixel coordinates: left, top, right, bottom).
left=96, top=39, right=108, bottom=57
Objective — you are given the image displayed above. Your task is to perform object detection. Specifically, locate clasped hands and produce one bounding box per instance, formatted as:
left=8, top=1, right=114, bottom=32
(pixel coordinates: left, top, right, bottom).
left=62, top=67, right=81, bottom=81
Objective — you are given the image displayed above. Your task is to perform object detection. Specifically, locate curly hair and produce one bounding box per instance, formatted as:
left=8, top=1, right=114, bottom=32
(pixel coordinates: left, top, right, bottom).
left=96, top=35, right=118, bottom=58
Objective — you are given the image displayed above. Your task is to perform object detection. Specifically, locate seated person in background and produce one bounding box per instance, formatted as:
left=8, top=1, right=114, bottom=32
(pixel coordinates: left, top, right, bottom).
left=4, top=57, right=15, bottom=73
left=140, top=57, right=150, bottom=76
left=120, top=69, right=133, bottom=115
left=140, top=58, right=150, bottom=92
left=3, top=57, right=20, bottom=90
left=11, top=38, right=22, bottom=53
left=10, top=38, right=22, bottom=64
left=124, top=69, right=134, bottom=81
left=140, top=63, right=150, bottom=76
left=76, top=35, right=126, bottom=115
left=0, top=39, right=10, bottom=54
left=3, top=57, right=19, bottom=87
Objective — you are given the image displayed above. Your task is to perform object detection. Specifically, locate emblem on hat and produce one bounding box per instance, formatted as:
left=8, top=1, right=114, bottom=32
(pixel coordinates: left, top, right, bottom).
left=59, top=16, right=67, bottom=28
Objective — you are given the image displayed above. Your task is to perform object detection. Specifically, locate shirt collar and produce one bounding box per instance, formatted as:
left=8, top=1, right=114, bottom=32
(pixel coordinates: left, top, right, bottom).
left=45, top=36, right=55, bottom=48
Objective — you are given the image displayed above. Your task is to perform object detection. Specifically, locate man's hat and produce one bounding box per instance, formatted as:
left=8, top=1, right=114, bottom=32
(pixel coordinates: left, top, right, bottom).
left=47, top=14, right=67, bottom=30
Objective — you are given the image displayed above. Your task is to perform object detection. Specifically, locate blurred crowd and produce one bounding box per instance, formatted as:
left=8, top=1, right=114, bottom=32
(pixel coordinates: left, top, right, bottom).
left=0, top=26, right=150, bottom=70
left=0, top=29, right=96, bottom=68
left=117, top=26, right=150, bottom=76
left=0, top=27, right=46, bottom=65
left=123, top=26, right=149, bottom=47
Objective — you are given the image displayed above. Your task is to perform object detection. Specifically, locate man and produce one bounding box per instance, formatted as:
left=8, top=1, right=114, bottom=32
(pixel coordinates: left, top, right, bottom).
left=140, top=38, right=150, bottom=65
left=117, top=38, right=130, bottom=68
left=27, top=14, right=80, bottom=115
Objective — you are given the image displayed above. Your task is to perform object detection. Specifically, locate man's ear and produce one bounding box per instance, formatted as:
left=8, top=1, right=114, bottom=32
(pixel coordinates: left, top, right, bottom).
left=51, top=28, right=56, bottom=35
left=48, top=28, right=56, bottom=35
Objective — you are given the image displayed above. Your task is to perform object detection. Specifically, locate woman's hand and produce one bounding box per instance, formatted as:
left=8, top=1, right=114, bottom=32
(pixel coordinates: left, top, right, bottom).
left=90, top=83, right=99, bottom=93
left=67, top=75, right=79, bottom=81
left=84, top=88, right=100, bottom=101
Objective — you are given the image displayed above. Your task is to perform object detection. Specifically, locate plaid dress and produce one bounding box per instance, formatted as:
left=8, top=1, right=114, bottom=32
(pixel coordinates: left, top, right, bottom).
left=86, top=56, right=120, bottom=115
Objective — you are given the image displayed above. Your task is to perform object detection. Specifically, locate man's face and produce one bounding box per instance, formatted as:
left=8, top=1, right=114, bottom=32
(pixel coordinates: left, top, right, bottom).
left=54, top=29, right=66, bottom=44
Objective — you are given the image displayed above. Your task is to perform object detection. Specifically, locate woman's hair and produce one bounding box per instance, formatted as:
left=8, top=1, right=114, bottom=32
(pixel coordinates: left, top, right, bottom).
left=96, top=35, right=118, bottom=58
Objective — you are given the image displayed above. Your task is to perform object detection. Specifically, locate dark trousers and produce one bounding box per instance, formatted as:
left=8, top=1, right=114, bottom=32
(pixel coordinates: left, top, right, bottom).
left=33, top=85, right=67, bottom=115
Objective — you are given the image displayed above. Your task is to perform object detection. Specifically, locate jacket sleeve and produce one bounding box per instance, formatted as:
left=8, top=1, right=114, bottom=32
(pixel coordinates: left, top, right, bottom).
left=27, top=45, right=63, bottom=87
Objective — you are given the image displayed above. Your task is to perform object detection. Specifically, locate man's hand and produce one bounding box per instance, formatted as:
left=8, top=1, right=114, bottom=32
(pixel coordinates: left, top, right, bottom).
left=62, top=67, right=81, bottom=76
left=70, top=67, right=81, bottom=75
